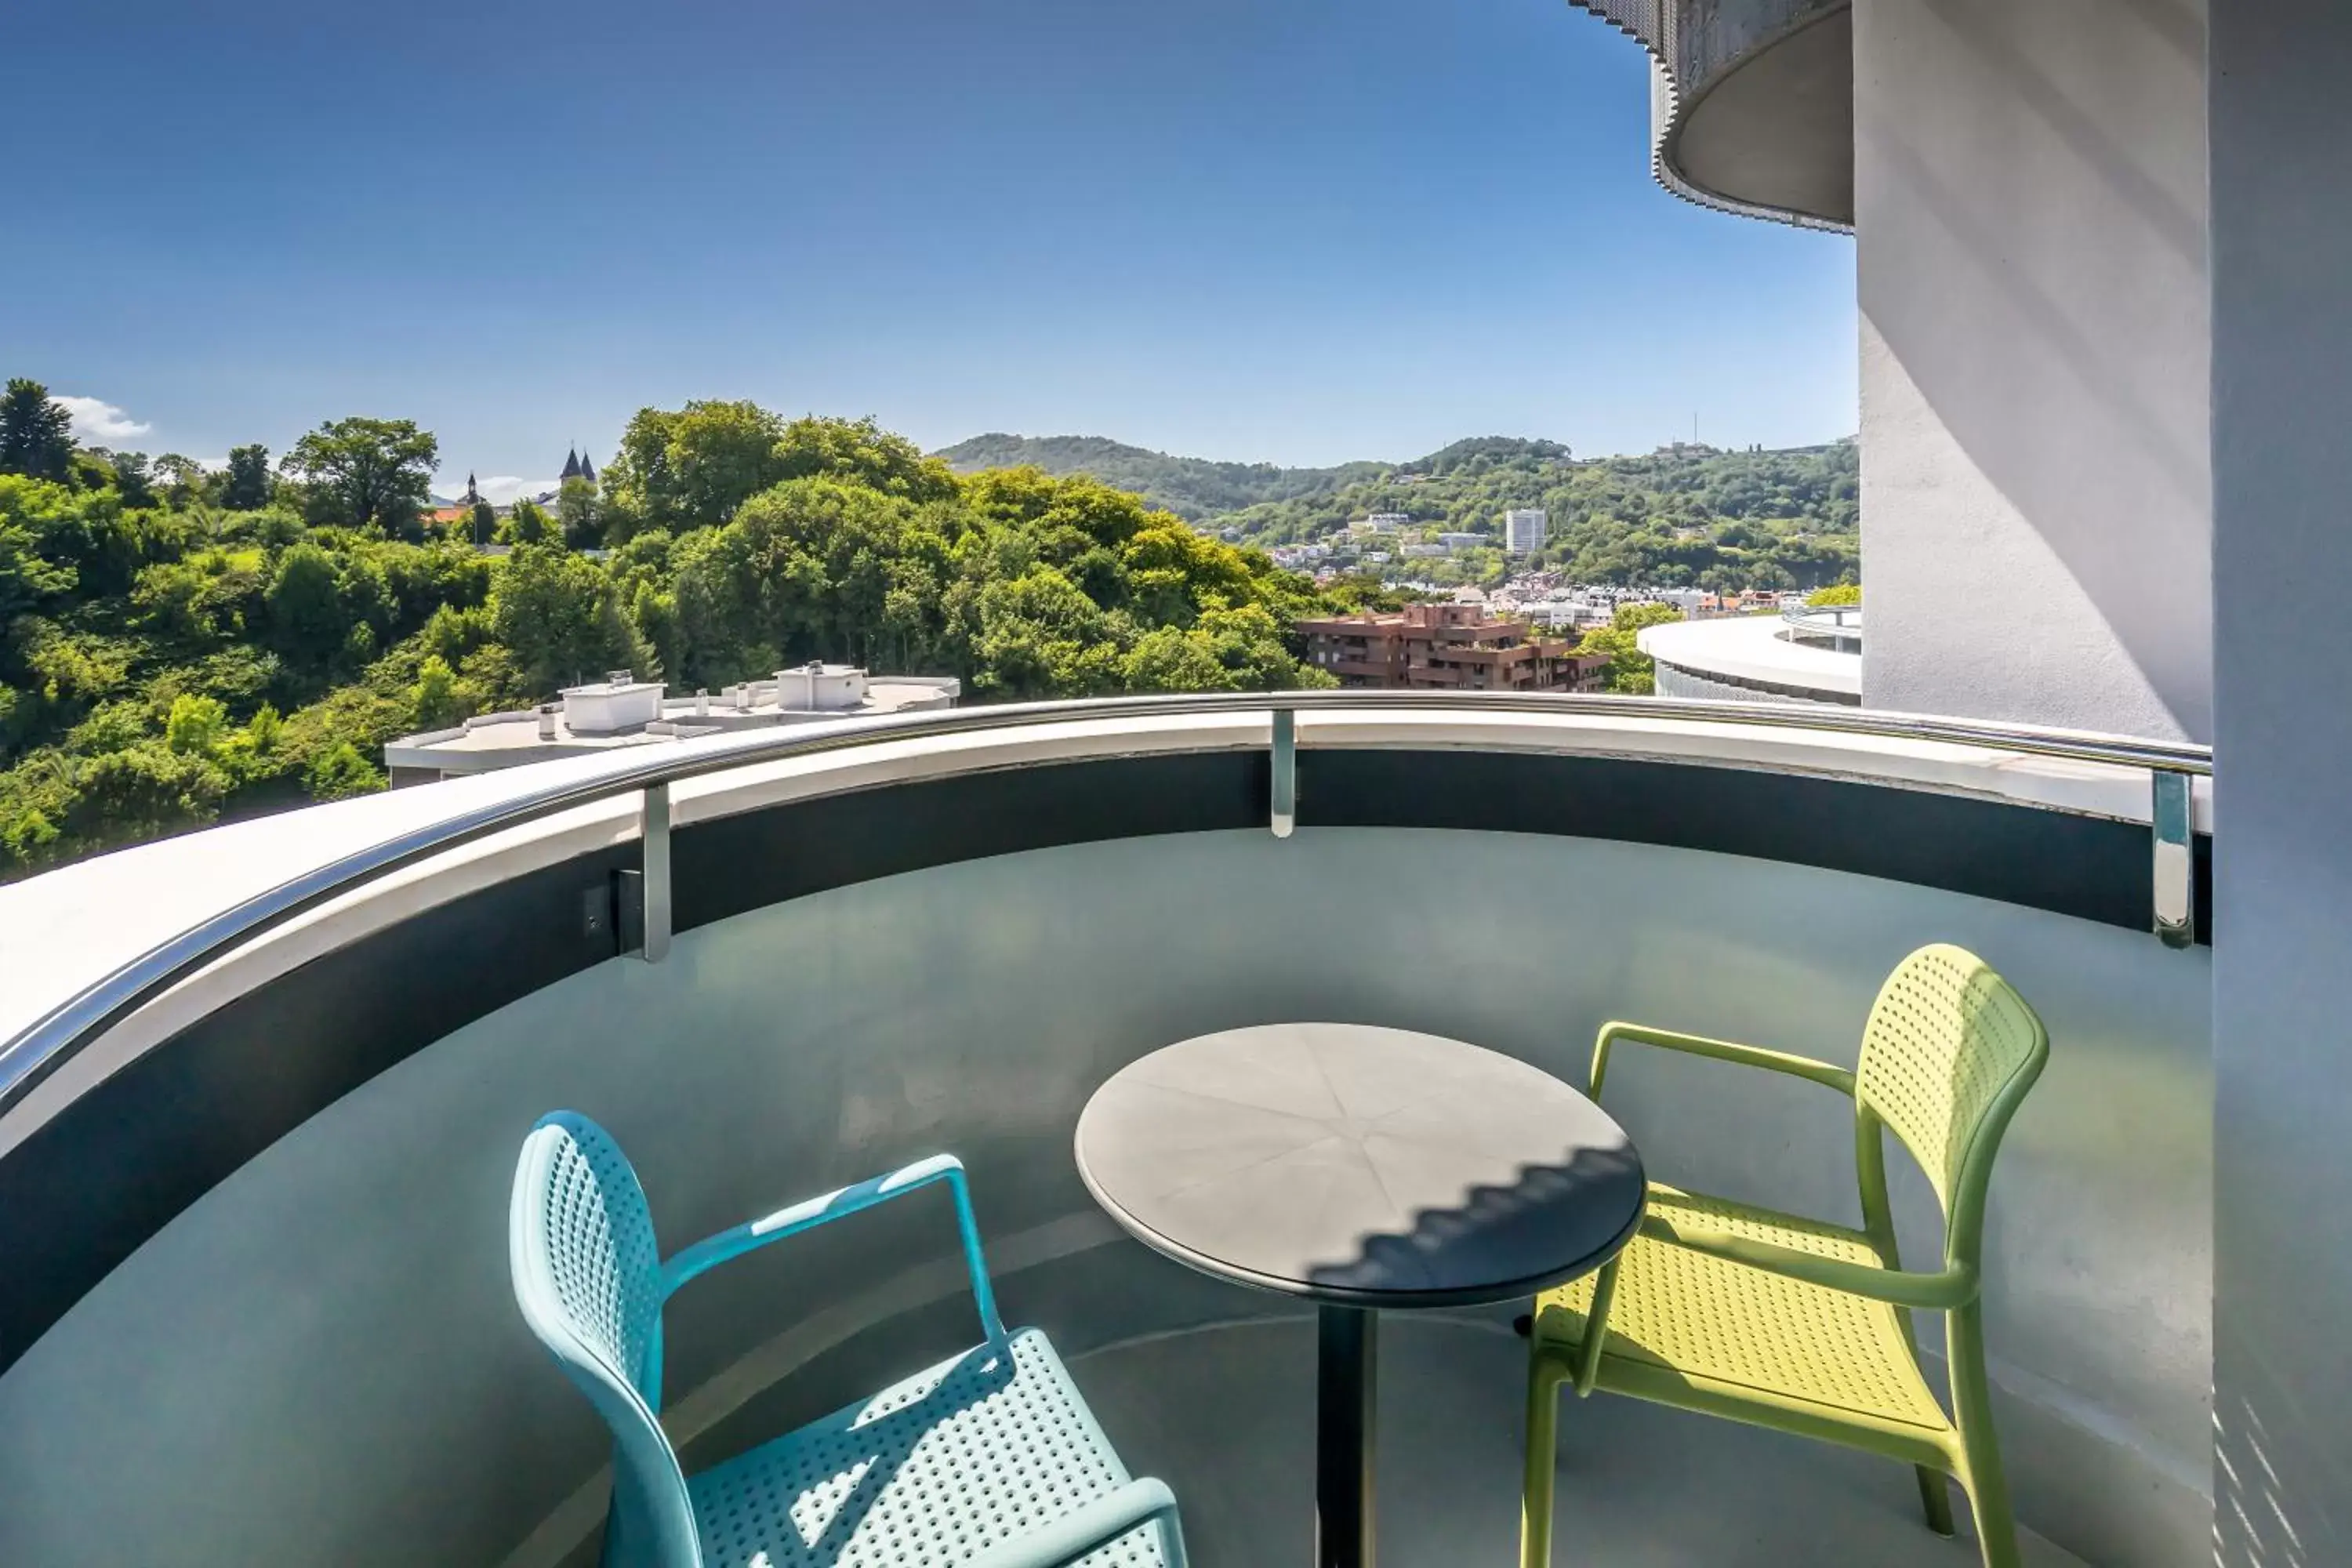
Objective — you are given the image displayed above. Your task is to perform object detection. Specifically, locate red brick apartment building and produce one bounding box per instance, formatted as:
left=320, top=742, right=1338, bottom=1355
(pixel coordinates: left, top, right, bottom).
left=1294, top=603, right=1611, bottom=692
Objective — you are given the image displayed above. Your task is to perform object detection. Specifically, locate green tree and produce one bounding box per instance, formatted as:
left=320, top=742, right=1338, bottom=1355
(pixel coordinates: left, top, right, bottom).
left=105, top=450, right=157, bottom=507
left=772, top=416, right=958, bottom=503
left=557, top=477, right=601, bottom=548
left=409, top=655, right=466, bottom=728
left=164, top=693, right=227, bottom=755
left=241, top=704, right=284, bottom=757
left=129, top=560, right=219, bottom=648
left=263, top=542, right=350, bottom=667
left=153, top=454, right=212, bottom=509
left=0, top=380, right=75, bottom=482
left=222, top=444, right=272, bottom=510
left=280, top=418, right=438, bottom=539
left=1809, top=581, right=1860, bottom=606
left=601, top=399, right=788, bottom=531
left=971, top=568, right=1121, bottom=697
left=492, top=543, right=648, bottom=695
left=304, top=741, right=383, bottom=800
left=0, top=475, right=82, bottom=627
left=499, top=497, right=557, bottom=546
left=1122, top=605, right=1330, bottom=693
left=65, top=745, right=234, bottom=850
left=1574, top=601, right=1686, bottom=695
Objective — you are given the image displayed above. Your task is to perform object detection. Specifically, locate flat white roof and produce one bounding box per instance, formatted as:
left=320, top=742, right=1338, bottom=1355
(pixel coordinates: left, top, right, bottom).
left=1637, top=615, right=1861, bottom=699
left=383, top=679, right=961, bottom=771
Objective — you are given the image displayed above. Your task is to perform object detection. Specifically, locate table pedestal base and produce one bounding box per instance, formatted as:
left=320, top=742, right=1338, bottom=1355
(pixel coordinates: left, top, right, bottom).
left=1316, top=1304, right=1377, bottom=1568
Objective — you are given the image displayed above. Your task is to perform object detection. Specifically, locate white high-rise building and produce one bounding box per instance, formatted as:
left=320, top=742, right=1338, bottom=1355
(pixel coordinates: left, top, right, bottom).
left=1504, top=508, right=1548, bottom=554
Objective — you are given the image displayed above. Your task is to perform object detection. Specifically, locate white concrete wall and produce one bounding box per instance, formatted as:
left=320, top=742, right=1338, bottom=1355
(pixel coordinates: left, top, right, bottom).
left=1853, top=0, right=2212, bottom=742
left=2209, top=2, right=2352, bottom=1562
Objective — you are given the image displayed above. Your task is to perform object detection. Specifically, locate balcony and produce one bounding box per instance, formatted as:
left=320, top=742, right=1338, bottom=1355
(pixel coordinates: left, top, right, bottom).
left=0, top=695, right=2211, bottom=1566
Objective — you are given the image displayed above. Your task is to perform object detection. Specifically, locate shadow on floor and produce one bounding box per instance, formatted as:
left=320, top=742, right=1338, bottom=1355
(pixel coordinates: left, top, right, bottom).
left=1070, top=1315, right=2086, bottom=1568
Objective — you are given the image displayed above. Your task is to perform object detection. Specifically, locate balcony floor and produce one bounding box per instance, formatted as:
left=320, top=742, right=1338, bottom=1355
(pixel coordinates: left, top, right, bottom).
left=1071, top=1315, right=2088, bottom=1567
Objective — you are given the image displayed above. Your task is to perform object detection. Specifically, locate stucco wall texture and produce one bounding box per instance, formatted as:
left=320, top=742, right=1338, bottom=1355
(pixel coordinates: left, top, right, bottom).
left=2209, top=0, right=2352, bottom=1562
left=1854, top=0, right=2212, bottom=743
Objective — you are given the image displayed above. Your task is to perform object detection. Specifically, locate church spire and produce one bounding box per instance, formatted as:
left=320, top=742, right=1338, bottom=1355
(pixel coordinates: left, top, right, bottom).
left=578, top=449, right=596, bottom=486
left=560, top=448, right=582, bottom=482
left=463, top=471, right=481, bottom=505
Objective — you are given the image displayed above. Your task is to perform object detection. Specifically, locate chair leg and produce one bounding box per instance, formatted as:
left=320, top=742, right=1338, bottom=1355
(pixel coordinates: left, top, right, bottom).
left=1520, top=1357, right=1565, bottom=1568
left=1915, top=1466, right=1955, bottom=1537
left=1962, top=1466, right=2023, bottom=1568
left=1947, top=1308, right=2023, bottom=1568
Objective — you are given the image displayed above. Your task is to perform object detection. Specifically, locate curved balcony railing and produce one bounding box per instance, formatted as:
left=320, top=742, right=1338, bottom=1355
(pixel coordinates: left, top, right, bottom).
left=1780, top=601, right=1864, bottom=644
left=0, top=690, right=2219, bottom=1568
left=0, top=690, right=2209, bottom=1123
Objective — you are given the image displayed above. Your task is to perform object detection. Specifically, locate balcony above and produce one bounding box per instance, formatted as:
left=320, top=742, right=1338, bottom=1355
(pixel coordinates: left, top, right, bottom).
left=1567, top=0, right=1855, bottom=230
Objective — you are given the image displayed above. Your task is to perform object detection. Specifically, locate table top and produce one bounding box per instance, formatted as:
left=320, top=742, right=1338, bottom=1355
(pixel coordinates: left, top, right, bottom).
left=1074, top=1022, right=1646, bottom=1308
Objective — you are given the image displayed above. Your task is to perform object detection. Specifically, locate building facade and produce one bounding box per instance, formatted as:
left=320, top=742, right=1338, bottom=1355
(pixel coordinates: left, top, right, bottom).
left=1563, top=5, right=2352, bottom=1563
left=1294, top=602, right=1608, bottom=692
left=1504, top=507, right=1548, bottom=554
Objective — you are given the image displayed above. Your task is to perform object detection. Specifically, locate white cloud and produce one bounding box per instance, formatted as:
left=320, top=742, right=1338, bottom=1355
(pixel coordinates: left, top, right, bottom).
left=55, top=395, right=152, bottom=444
left=467, top=475, right=561, bottom=505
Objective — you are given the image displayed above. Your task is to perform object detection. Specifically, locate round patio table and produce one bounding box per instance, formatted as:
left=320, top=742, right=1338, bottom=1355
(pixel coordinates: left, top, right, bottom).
left=1074, top=1022, right=1646, bottom=1568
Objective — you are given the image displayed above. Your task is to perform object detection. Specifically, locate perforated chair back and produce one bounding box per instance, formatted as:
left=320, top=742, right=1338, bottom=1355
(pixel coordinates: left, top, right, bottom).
left=511, top=1112, right=701, bottom=1568
left=1853, top=945, right=2048, bottom=1238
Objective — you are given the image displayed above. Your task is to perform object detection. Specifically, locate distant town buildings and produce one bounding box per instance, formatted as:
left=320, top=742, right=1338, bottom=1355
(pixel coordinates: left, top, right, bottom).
left=1504, top=508, right=1548, bottom=554
left=1293, top=602, right=1609, bottom=694
left=429, top=449, right=601, bottom=534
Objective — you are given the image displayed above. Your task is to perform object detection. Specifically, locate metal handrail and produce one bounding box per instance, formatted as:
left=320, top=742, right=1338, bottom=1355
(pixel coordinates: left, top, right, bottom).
left=0, top=689, right=2210, bottom=1119
left=1781, top=602, right=1862, bottom=631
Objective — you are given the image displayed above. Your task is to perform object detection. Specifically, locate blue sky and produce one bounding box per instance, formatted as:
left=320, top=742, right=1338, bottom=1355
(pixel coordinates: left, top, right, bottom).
left=2, top=0, right=1855, bottom=496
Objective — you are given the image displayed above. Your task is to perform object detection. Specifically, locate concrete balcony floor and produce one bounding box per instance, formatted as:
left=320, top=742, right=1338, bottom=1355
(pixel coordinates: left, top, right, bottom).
left=1076, top=1316, right=2087, bottom=1567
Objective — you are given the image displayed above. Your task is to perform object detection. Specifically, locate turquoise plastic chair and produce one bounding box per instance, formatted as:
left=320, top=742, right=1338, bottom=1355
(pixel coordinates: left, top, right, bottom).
left=510, top=1112, right=1188, bottom=1568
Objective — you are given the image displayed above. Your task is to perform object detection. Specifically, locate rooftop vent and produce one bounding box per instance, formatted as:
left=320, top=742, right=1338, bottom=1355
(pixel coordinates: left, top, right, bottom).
left=559, top=671, right=664, bottom=734
left=777, top=662, right=869, bottom=713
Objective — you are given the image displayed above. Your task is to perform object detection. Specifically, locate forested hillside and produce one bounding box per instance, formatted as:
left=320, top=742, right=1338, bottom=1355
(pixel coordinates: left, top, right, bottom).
left=935, top=434, right=1385, bottom=522
left=0, top=382, right=1341, bottom=880
left=940, top=432, right=1860, bottom=590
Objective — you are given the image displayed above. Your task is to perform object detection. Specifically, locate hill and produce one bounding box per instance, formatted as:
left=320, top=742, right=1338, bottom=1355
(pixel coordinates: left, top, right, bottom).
left=933, top=434, right=1385, bottom=522
left=936, top=432, right=1860, bottom=590
left=0, top=387, right=1362, bottom=882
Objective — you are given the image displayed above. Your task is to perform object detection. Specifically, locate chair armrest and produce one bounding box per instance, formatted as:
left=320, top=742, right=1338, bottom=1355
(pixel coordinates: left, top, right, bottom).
left=1639, top=1212, right=1978, bottom=1310
left=1589, top=1021, right=1856, bottom=1102
left=659, top=1153, right=1007, bottom=1345
left=964, top=1478, right=1188, bottom=1568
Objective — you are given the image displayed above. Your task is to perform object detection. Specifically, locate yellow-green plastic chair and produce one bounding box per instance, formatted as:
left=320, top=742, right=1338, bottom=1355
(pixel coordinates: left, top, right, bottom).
left=1520, top=944, right=2048, bottom=1568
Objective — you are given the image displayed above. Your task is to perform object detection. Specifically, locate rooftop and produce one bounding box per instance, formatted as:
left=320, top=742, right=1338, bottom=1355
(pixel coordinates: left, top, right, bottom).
left=383, top=668, right=961, bottom=780
left=1638, top=612, right=1862, bottom=701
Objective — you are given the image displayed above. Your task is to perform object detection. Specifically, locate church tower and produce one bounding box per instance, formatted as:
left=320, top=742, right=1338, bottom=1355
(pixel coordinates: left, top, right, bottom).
left=559, top=448, right=582, bottom=483
left=463, top=473, right=493, bottom=547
